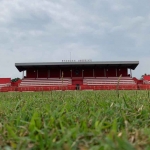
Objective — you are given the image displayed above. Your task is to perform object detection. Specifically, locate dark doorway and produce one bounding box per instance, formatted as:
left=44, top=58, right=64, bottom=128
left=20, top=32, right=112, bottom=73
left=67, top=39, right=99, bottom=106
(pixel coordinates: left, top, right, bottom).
left=76, top=84, right=80, bottom=90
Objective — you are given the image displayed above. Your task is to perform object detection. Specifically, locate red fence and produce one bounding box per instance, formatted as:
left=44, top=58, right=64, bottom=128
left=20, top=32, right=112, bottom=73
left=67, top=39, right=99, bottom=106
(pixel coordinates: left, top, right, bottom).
left=0, top=86, right=76, bottom=92
left=0, top=84, right=140, bottom=92
left=0, top=78, right=11, bottom=84
left=138, top=84, right=150, bottom=90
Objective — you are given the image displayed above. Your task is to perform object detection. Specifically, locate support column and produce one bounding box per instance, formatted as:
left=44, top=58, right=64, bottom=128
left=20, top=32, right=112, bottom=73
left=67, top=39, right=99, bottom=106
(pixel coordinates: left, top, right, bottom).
left=116, top=68, right=117, bottom=77
left=119, top=69, right=120, bottom=76
left=130, top=69, right=132, bottom=77
left=104, top=68, right=106, bottom=77
left=22, top=71, right=24, bottom=79
left=48, top=69, right=50, bottom=79
left=60, top=69, right=61, bottom=78
left=70, top=70, right=72, bottom=78
left=93, top=69, right=95, bottom=77
left=82, top=70, right=84, bottom=78
left=37, top=70, right=38, bottom=78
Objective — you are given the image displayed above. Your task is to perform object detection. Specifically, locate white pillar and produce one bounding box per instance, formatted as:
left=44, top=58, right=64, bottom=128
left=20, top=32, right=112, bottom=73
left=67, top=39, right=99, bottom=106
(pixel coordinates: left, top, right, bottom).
left=130, top=69, right=132, bottom=77
left=22, top=71, right=24, bottom=79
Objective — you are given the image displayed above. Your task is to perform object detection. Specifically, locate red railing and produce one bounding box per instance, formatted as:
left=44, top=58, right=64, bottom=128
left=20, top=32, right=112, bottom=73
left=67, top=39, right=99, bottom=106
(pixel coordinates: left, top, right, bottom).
left=0, top=84, right=141, bottom=92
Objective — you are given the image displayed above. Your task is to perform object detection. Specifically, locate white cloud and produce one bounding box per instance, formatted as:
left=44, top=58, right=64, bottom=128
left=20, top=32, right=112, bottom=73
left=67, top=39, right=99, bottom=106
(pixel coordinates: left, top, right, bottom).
left=0, top=0, right=150, bottom=79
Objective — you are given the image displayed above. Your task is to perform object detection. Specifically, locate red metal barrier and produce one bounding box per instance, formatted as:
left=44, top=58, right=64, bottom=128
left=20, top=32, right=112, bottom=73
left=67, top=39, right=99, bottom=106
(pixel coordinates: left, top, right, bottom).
left=0, top=78, right=11, bottom=84
left=1, top=84, right=150, bottom=92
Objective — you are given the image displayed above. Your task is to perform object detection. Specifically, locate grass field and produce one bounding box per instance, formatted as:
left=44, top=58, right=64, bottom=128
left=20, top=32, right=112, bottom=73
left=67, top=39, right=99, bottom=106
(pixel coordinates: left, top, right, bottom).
left=0, top=90, right=150, bottom=150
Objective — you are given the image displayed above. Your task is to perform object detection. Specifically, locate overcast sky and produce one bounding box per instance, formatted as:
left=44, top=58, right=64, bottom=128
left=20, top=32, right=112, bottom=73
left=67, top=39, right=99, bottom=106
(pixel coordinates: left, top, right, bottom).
left=0, top=0, right=150, bottom=79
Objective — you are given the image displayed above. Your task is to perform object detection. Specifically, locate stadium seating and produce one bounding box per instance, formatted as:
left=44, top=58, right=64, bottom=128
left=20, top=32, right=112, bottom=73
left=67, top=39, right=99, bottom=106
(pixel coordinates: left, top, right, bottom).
left=143, top=80, right=150, bottom=84
left=19, top=78, right=72, bottom=87
left=0, top=83, right=11, bottom=89
left=83, top=77, right=136, bottom=85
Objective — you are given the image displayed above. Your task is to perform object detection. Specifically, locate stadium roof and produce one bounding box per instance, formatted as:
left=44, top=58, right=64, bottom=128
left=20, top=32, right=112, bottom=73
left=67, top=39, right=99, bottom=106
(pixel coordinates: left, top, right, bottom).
left=15, top=61, right=139, bottom=72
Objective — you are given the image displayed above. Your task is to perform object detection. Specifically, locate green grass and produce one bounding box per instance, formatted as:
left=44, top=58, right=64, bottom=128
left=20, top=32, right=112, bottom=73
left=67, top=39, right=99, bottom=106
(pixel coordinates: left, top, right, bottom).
left=0, top=90, right=150, bottom=150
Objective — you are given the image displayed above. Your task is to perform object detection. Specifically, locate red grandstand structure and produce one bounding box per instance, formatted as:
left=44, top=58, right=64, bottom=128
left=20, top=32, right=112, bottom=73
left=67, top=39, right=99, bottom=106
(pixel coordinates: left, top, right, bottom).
left=13, top=61, right=139, bottom=91
left=1, top=60, right=150, bottom=92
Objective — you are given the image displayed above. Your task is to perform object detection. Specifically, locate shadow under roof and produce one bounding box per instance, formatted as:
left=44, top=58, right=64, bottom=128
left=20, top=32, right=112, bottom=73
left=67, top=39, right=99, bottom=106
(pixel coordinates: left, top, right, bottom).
left=15, top=61, right=139, bottom=72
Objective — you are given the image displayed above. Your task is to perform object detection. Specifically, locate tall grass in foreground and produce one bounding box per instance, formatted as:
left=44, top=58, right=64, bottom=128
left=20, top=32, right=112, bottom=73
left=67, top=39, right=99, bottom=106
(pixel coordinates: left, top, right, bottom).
left=0, top=91, right=150, bottom=150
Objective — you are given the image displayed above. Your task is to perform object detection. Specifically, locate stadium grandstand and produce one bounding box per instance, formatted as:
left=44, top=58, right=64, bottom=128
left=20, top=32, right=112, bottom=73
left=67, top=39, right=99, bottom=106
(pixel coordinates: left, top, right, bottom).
left=14, top=61, right=138, bottom=90
left=1, top=60, right=150, bottom=92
